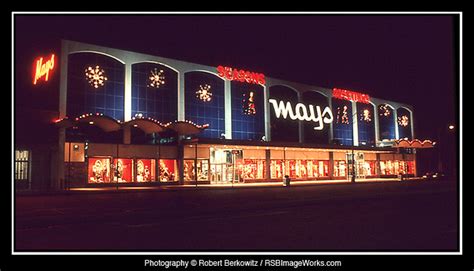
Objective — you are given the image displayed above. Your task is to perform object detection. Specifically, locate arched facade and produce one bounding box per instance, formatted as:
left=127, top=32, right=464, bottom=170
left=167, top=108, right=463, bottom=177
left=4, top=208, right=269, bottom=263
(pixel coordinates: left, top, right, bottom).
left=66, top=52, right=125, bottom=121
left=301, top=90, right=330, bottom=144
left=269, top=85, right=299, bottom=142
left=184, top=71, right=225, bottom=139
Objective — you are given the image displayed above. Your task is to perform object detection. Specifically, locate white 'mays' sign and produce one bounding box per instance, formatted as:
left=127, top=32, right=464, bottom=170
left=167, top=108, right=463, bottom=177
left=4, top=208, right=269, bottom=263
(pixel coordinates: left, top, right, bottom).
left=269, top=99, right=333, bottom=130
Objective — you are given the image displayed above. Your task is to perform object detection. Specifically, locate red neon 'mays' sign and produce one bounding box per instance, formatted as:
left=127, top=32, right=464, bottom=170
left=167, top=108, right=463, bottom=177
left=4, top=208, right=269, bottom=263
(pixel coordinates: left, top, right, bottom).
left=33, top=54, right=55, bottom=85
left=217, top=65, right=265, bottom=85
left=333, top=88, right=370, bottom=104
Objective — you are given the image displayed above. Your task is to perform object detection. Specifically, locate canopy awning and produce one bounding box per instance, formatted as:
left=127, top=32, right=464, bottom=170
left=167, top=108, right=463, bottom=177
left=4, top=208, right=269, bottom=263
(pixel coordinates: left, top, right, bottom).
left=165, top=120, right=209, bottom=135
left=122, top=118, right=166, bottom=134
left=75, top=113, right=121, bottom=132
left=394, top=139, right=435, bottom=148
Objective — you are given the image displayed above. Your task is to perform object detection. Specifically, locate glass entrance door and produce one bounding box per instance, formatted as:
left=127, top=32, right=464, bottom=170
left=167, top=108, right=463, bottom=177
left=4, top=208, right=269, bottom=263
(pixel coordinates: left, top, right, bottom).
left=210, top=148, right=242, bottom=184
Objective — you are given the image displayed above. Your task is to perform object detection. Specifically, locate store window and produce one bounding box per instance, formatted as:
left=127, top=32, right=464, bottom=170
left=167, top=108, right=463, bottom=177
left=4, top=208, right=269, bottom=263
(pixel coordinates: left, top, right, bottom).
left=196, top=160, right=210, bottom=181
left=132, top=63, right=178, bottom=123
left=183, top=160, right=195, bottom=181
left=332, top=98, right=353, bottom=146
left=270, top=160, right=284, bottom=179
left=240, top=159, right=266, bottom=180
left=88, top=157, right=111, bottom=183
left=113, top=159, right=134, bottom=183
left=159, top=159, right=177, bottom=182
left=231, top=81, right=265, bottom=140
left=307, top=160, right=329, bottom=178
left=185, top=71, right=225, bottom=139
left=136, top=159, right=156, bottom=182
left=67, top=52, right=125, bottom=121
left=15, top=150, right=30, bottom=181
left=334, top=160, right=347, bottom=177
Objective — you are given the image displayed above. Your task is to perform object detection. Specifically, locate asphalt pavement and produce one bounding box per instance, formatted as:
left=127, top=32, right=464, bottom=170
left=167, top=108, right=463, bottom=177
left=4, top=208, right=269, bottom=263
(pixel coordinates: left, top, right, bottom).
left=14, top=180, right=458, bottom=252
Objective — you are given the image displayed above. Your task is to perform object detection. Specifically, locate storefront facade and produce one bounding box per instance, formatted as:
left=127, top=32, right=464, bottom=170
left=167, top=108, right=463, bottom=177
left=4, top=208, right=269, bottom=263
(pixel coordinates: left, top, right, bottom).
left=16, top=40, right=417, bottom=189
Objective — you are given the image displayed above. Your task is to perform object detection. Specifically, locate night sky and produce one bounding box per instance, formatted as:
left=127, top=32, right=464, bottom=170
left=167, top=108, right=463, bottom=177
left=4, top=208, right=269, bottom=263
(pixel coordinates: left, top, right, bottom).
left=14, top=14, right=458, bottom=141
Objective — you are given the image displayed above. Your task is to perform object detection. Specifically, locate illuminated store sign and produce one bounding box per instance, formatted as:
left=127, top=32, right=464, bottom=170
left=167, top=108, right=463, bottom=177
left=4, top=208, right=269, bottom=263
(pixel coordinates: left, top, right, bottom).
left=217, top=65, right=265, bottom=85
left=33, top=54, right=55, bottom=85
left=269, top=99, right=333, bottom=130
left=333, top=88, right=370, bottom=104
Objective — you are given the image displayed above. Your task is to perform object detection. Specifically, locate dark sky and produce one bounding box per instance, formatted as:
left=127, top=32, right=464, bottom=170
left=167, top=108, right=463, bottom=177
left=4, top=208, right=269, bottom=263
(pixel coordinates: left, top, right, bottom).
left=14, top=14, right=458, bottom=140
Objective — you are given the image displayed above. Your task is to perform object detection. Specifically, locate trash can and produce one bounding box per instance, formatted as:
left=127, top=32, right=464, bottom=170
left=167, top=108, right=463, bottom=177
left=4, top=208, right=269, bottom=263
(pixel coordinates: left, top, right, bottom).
left=284, top=175, right=291, bottom=187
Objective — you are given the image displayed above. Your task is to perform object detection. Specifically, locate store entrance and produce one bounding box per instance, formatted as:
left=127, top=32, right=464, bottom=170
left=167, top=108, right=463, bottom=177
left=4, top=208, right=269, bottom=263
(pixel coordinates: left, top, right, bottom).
left=346, top=152, right=366, bottom=180
left=209, top=148, right=243, bottom=184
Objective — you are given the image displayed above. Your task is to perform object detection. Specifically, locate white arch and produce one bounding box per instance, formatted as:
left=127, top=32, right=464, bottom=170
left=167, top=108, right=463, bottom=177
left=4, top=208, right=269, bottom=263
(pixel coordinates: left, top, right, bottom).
left=183, top=69, right=224, bottom=81
left=268, top=84, right=299, bottom=95
left=131, top=60, right=180, bottom=73
left=396, top=106, right=413, bottom=115
left=68, top=50, right=125, bottom=64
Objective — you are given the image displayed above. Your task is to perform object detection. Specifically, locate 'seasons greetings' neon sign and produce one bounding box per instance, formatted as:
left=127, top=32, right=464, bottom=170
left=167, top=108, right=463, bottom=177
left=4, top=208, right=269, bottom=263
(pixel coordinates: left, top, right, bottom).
left=269, top=99, right=333, bottom=130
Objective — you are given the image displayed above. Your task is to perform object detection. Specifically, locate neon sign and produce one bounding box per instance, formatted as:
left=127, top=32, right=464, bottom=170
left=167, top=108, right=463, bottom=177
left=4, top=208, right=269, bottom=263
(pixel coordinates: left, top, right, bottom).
left=33, top=54, right=55, bottom=85
left=333, top=88, right=370, bottom=104
left=269, top=99, right=333, bottom=130
left=217, top=65, right=265, bottom=85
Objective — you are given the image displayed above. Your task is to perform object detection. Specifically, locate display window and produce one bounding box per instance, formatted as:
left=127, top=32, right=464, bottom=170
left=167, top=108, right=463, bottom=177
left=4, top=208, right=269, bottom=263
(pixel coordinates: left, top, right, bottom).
left=88, top=157, right=111, bottom=183
left=183, top=160, right=196, bottom=181
left=113, top=159, right=134, bottom=183
left=334, top=160, right=347, bottom=177
left=159, top=159, right=177, bottom=182
left=363, top=161, right=376, bottom=176
left=295, top=160, right=307, bottom=178
left=136, top=159, right=156, bottom=182
left=196, top=160, right=209, bottom=181
left=270, top=160, right=283, bottom=179
left=406, top=161, right=415, bottom=174
left=241, top=159, right=265, bottom=180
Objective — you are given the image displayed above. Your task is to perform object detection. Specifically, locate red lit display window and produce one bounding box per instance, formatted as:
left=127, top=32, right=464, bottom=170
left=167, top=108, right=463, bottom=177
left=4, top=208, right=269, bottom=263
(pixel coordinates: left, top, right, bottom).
left=88, top=157, right=111, bottom=183
left=113, top=159, right=134, bottom=183
left=136, top=159, right=156, bottom=182
left=159, top=159, right=177, bottom=182
left=241, top=159, right=265, bottom=180
left=270, top=160, right=283, bottom=179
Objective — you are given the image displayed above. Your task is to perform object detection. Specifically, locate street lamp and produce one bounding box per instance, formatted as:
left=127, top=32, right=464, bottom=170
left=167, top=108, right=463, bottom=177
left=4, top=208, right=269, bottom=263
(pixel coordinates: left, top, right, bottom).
left=448, top=125, right=455, bottom=130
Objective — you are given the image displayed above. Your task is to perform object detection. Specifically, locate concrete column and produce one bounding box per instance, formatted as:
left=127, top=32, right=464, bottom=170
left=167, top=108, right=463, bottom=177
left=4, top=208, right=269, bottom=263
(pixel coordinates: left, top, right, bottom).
left=352, top=101, right=359, bottom=146
left=123, top=126, right=131, bottom=144
left=375, top=153, right=381, bottom=176
left=410, top=110, right=415, bottom=140
left=263, top=85, right=271, bottom=141
left=265, top=149, right=271, bottom=181
left=124, top=62, right=132, bottom=121
left=224, top=80, right=232, bottom=139
left=328, top=151, right=334, bottom=179
left=394, top=108, right=399, bottom=139
left=298, top=92, right=303, bottom=143
left=328, top=97, right=334, bottom=144
left=56, top=128, right=66, bottom=190
left=373, top=103, right=380, bottom=146
left=178, top=71, right=185, bottom=121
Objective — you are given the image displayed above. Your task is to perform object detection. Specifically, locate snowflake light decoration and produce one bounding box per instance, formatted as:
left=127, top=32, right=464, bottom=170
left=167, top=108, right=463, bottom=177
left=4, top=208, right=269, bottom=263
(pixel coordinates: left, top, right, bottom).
left=398, top=115, right=409, bottom=127
left=361, top=109, right=372, bottom=122
left=196, top=84, right=212, bottom=102
left=148, top=68, right=165, bottom=88
left=85, top=66, right=108, bottom=88
left=379, top=104, right=391, bottom=117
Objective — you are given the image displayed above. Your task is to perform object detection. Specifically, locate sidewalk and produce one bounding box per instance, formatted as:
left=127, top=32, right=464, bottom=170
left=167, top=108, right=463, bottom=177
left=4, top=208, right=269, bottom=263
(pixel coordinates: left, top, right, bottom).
left=15, top=177, right=429, bottom=196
